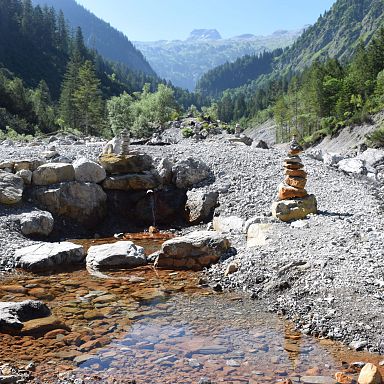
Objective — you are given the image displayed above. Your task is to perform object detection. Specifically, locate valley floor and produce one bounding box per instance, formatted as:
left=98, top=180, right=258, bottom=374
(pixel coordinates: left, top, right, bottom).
left=1, top=136, right=383, bottom=354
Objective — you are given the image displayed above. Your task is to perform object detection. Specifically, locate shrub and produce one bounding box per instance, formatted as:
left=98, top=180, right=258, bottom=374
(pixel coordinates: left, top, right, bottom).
left=366, top=124, right=384, bottom=148
left=181, top=127, right=194, bottom=138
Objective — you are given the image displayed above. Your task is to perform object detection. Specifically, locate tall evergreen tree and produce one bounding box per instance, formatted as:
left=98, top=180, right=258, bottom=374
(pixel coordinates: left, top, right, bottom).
left=73, top=60, right=103, bottom=135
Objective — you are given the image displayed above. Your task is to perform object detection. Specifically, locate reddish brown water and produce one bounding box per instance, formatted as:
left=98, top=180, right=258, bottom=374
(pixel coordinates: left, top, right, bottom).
left=0, top=235, right=382, bottom=383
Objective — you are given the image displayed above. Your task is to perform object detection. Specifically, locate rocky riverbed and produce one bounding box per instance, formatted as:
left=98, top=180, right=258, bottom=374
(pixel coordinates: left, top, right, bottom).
left=0, top=134, right=383, bottom=360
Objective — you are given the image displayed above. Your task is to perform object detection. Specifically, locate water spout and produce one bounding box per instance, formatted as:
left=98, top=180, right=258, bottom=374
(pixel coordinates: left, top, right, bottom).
left=146, top=189, right=157, bottom=230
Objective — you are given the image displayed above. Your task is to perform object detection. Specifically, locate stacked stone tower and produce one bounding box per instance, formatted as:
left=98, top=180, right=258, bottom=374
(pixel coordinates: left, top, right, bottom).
left=271, top=136, right=317, bottom=221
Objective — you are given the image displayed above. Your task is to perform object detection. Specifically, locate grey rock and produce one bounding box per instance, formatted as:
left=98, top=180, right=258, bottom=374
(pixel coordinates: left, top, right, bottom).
left=16, top=169, right=32, bottom=185
left=86, top=241, right=147, bottom=270
left=338, top=158, right=366, bottom=175
left=19, top=210, right=54, bottom=237
left=73, top=157, right=106, bottom=183
left=271, top=194, right=317, bottom=222
left=14, top=241, right=85, bottom=272
left=0, top=171, right=23, bottom=205
left=157, top=158, right=173, bottom=185
left=0, top=300, right=50, bottom=333
left=172, top=157, right=210, bottom=188
left=102, top=172, right=159, bottom=191
left=155, top=230, right=230, bottom=270
left=32, top=181, right=107, bottom=227
left=213, top=215, right=244, bottom=233
left=300, top=376, right=335, bottom=384
left=185, top=190, right=218, bottom=224
left=32, top=163, right=75, bottom=185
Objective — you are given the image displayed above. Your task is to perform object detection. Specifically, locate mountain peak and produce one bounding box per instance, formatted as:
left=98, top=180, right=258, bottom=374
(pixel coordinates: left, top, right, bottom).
left=187, top=29, right=222, bottom=41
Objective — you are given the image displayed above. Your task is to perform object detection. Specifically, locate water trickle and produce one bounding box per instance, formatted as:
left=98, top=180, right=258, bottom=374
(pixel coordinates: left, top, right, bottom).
left=147, top=189, right=157, bottom=228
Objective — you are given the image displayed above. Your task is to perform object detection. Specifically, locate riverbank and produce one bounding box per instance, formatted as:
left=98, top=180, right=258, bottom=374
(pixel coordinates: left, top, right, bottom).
left=0, top=134, right=383, bottom=357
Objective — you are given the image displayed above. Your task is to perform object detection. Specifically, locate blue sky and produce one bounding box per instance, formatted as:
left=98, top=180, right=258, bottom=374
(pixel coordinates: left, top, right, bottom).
left=76, top=0, right=336, bottom=41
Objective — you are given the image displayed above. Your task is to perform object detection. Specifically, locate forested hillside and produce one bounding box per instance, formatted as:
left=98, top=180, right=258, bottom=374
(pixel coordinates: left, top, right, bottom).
left=32, top=0, right=155, bottom=76
left=203, top=0, right=384, bottom=146
left=135, top=29, right=302, bottom=90
left=0, top=0, right=197, bottom=138
left=277, top=0, right=384, bottom=72
left=196, top=49, right=283, bottom=98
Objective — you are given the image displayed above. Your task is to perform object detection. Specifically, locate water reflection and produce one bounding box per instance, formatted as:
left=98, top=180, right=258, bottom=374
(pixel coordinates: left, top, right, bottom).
left=0, top=236, right=382, bottom=383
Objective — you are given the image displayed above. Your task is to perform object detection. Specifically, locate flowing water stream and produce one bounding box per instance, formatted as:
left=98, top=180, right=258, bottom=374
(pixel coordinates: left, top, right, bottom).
left=0, top=235, right=382, bottom=383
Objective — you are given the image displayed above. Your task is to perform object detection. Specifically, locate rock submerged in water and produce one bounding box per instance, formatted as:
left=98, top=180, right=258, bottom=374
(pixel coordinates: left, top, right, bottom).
left=0, top=300, right=51, bottom=333
left=153, top=230, right=231, bottom=271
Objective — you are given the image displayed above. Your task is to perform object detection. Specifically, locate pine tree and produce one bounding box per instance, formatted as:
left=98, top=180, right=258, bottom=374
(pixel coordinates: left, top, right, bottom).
left=73, top=60, right=104, bottom=135
left=59, top=58, right=81, bottom=129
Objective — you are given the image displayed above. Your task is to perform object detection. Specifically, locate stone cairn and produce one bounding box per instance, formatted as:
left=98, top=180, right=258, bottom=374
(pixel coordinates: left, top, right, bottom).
left=119, top=128, right=130, bottom=155
left=271, top=136, right=317, bottom=221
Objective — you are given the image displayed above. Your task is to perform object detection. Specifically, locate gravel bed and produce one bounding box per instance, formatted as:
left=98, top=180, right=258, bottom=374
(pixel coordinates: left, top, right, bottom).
left=0, top=137, right=383, bottom=354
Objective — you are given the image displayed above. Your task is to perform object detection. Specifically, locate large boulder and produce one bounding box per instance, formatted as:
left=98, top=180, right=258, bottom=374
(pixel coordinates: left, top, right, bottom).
left=338, top=158, right=366, bottom=175
left=32, top=163, right=75, bottom=185
left=172, top=158, right=210, bottom=189
left=98, top=153, right=153, bottom=174
left=18, top=210, right=54, bottom=237
left=73, top=157, right=106, bottom=183
left=86, top=241, right=147, bottom=270
left=0, top=171, right=24, bottom=204
left=0, top=300, right=51, bottom=333
left=185, top=190, right=218, bottom=224
left=271, top=194, right=317, bottom=222
left=102, top=172, right=160, bottom=190
left=32, top=181, right=107, bottom=227
left=153, top=231, right=230, bottom=270
left=14, top=241, right=85, bottom=272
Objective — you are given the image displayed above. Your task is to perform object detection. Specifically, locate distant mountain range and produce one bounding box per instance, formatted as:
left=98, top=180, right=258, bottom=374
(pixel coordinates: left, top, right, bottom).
left=198, top=0, right=384, bottom=98
left=134, top=28, right=304, bottom=90
left=32, top=0, right=155, bottom=76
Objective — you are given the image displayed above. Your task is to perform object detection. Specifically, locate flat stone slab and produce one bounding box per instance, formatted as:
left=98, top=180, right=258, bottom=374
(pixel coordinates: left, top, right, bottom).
left=271, top=194, right=317, bottom=222
left=98, top=153, right=153, bottom=174
left=102, top=172, right=159, bottom=190
left=86, top=241, right=147, bottom=270
left=14, top=242, right=85, bottom=272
